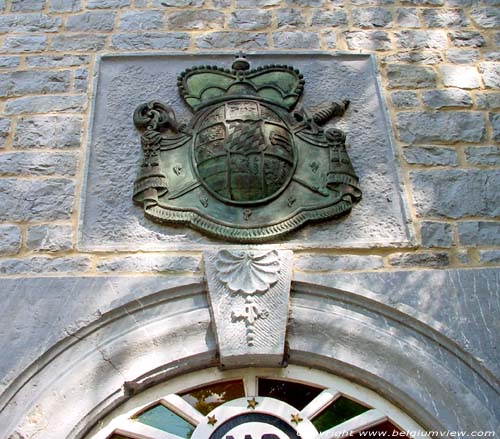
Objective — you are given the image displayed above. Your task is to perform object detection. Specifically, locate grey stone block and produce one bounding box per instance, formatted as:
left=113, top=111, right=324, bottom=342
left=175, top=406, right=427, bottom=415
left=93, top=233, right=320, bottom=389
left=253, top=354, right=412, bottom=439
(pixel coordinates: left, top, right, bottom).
left=322, top=30, right=337, bottom=48
left=25, top=55, right=89, bottom=68
left=420, top=222, right=453, bottom=248
left=476, top=92, right=500, bottom=110
left=5, top=96, right=86, bottom=115
left=0, top=256, right=91, bottom=275
left=350, top=0, right=395, bottom=4
left=445, top=49, right=480, bottom=64
left=155, top=0, right=204, bottom=5
left=111, top=32, right=190, bottom=50
left=14, top=116, right=82, bottom=148
left=276, top=8, right=305, bottom=28
left=97, top=255, right=201, bottom=273
left=66, top=12, right=116, bottom=32
left=50, top=34, right=106, bottom=51
left=196, top=31, right=267, bottom=49
left=87, top=0, right=130, bottom=7
left=382, top=50, right=442, bottom=65
left=397, top=112, right=485, bottom=143
left=470, top=7, right=500, bottom=28
left=479, top=62, right=500, bottom=89
left=273, top=31, right=320, bottom=49
left=392, top=91, right=419, bottom=108
left=236, top=0, right=279, bottom=5
left=440, top=65, right=480, bottom=89
left=0, top=13, right=61, bottom=33
left=344, top=31, right=391, bottom=50
left=0, top=152, right=78, bottom=176
left=0, top=118, right=11, bottom=148
left=422, top=9, right=469, bottom=27
left=229, top=10, right=271, bottom=30
left=395, top=30, right=447, bottom=49
left=479, top=250, right=500, bottom=264
left=458, top=221, right=500, bottom=246
left=49, top=0, right=81, bottom=12
left=2, top=35, right=47, bottom=53
left=422, top=89, right=472, bottom=108
left=74, top=68, right=88, bottom=92
left=0, top=70, right=70, bottom=98
left=294, top=254, right=384, bottom=271
left=396, top=8, right=420, bottom=28
left=0, top=56, right=20, bottom=69
left=286, top=0, right=323, bottom=5
left=0, top=225, right=21, bottom=256
left=410, top=170, right=500, bottom=218
left=490, top=113, right=500, bottom=142
left=402, top=146, right=458, bottom=166
left=401, top=0, right=443, bottom=3
left=0, top=178, right=75, bottom=221
left=465, top=146, right=500, bottom=166
left=213, top=0, right=230, bottom=6
left=386, top=64, right=437, bottom=88
left=352, top=8, right=393, bottom=28
left=26, top=224, right=73, bottom=252
left=311, top=9, right=348, bottom=27
left=119, top=11, right=164, bottom=31
left=169, top=10, right=224, bottom=30
left=11, top=0, right=45, bottom=11
left=455, top=250, right=469, bottom=265
left=389, top=252, right=449, bottom=268
left=449, top=31, right=486, bottom=47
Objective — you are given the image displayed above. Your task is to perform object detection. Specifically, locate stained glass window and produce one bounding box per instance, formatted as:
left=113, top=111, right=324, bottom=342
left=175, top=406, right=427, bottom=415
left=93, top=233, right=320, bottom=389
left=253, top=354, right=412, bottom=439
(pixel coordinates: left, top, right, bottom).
left=258, top=378, right=324, bottom=410
left=312, top=396, right=370, bottom=432
left=136, top=403, right=195, bottom=437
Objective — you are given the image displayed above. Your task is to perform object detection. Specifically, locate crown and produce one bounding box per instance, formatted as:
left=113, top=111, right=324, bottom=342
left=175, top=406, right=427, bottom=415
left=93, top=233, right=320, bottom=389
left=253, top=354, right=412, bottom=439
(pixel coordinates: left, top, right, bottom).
left=177, top=55, right=305, bottom=111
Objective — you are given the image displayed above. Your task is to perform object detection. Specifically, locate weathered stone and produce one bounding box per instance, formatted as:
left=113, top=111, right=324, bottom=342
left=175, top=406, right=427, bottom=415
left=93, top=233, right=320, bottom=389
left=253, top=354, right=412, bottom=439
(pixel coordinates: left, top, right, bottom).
left=236, top=0, right=279, bottom=5
left=381, top=51, right=443, bottom=65
left=391, top=91, right=419, bottom=108
left=445, top=0, right=474, bottom=5
left=422, top=9, right=468, bottom=27
left=410, top=170, right=500, bottom=218
left=286, top=0, right=323, bottom=5
left=350, top=0, right=395, bottom=4
left=490, top=113, right=500, bottom=142
left=111, top=32, right=190, bottom=50
left=154, top=0, right=204, bottom=5
left=396, top=8, right=420, bottom=27
left=420, top=222, right=453, bottom=248
left=479, top=63, right=500, bottom=89
left=401, top=0, right=443, bottom=4
left=5, top=95, right=85, bottom=115
left=0, top=56, right=20, bottom=69
left=97, top=255, right=201, bottom=273
left=276, top=8, right=305, bottom=28
left=294, top=254, right=384, bottom=271
left=422, top=89, right=472, bottom=108
left=273, top=31, right=320, bottom=48
left=395, top=30, right=447, bottom=49
left=0, top=70, right=70, bottom=98
left=344, top=31, right=391, bottom=50
left=470, top=7, right=500, bottom=28
left=229, top=10, right=271, bottom=30
left=465, top=146, right=500, bottom=166
left=476, top=92, right=500, bottom=110
left=119, top=11, right=164, bottom=30
left=213, top=0, right=230, bottom=6
left=2, top=35, right=47, bottom=53
left=440, top=65, right=480, bottom=89
left=196, top=32, right=268, bottom=49
left=74, top=68, right=88, bottom=92
left=0, top=256, right=91, bottom=275
left=25, top=54, right=89, bottom=68
left=322, top=30, right=337, bottom=48
left=14, top=116, right=82, bottom=149
left=11, top=0, right=45, bottom=12
left=445, top=49, right=480, bottom=64
left=479, top=250, right=500, bottom=264
left=458, top=222, right=500, bottom=246
left=169, top=10, right=225, bottom=30
left=449, top=31, right=486, bottom=47
left=26, top=224, right=73, bottom=252
left=311, top=9, right=348, bottom=27
left=50, top=34, right=106, bottom=51
left=49, top=0, right=81, bottom=12
left=0, top=118, right=11, bottom=148
left=0, top=152, right=78, bottom=176
left=389, top=252, right=449, bottom=268
left=0, top=225, right=21, bottom=256
left=455, top=250, right=469, bottom=265
left=0, top=14, right=61, bottom=33
left=397, top=112, right=485, bottom=143
left=352, top=8, right=393, bottom=28
left=386, top=64, right=437, bottom=88
left=66, top=12, right=116, bottom=32
left=0, top=178, right=75, bottom=221
left=87, top=0, right=130, bottom=7
left=402, top=146, right=458, bottom=166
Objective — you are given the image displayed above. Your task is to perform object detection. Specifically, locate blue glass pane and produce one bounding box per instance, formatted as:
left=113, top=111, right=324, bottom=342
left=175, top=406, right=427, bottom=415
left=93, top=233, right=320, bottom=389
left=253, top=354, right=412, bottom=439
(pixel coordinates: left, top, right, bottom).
left=137, top=404, right=194, bottom=438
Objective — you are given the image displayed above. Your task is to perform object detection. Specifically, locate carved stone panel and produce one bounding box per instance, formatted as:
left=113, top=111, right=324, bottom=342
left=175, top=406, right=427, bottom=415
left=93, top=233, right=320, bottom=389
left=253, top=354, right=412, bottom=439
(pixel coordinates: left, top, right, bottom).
left=204, top=249, right=293, bottom=368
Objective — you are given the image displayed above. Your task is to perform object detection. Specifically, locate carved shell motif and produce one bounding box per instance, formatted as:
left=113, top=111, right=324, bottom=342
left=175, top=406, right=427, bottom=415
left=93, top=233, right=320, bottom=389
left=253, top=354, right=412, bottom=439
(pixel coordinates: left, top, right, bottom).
left=215, top=250, right=281, bottom=295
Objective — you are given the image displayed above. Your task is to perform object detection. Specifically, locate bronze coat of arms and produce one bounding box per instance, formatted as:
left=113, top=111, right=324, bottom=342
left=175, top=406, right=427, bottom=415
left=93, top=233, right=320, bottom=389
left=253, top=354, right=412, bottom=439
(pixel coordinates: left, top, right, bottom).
left=133, top=55, right=361, bottom=242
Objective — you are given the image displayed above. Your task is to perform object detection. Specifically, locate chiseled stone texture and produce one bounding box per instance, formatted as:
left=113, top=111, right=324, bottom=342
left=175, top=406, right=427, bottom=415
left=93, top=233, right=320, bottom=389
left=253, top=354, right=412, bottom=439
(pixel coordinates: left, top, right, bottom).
left=0, top=152, right=78, bottom=176
left=388, top=252, right=450, bottom=268
left=0, top=256, right=91, bottom=275
left=476, top=92, right=500, bottom=110
left=294, top=254, right=384, bottom=271
left=229, top=10, right=271, bottom=30
left=196, top=31, right=268, bottom=49
left=0, top=70, right=70, bottom=98
left=0, top=118, right=11, bottom=148
left=169, top=10, right=225, bottom=30
left=66, top=12, right=116, bottom=32
left=420, top=222, right=453, bottom=248
left=96, top=255, right=201, bottom=273
left=386, top=64, right=437, bottom=88
left=119, top=11, right=163, bottom=31
left=480, top=250, right=500, bottom=264
left=465, top=146, right=500, bottom=166
left=0, top=225, right=22, bottom=256
left=5, top=95, right=86, bottom=115
left=457, top=221, right=500, bottom=246
left=402, top=146, right=458, bottom=166
left=422, top=89, right=472, bottom=108
left=439, top=65, right=481, bottom=89
left=26, top=224, right=73, bottom=252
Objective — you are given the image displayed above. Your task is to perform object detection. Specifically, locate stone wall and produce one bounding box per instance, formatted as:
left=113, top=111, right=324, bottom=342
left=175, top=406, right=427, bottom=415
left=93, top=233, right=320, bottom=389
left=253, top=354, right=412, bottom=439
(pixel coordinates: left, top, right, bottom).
left=0, top=0, right=499, bottom=277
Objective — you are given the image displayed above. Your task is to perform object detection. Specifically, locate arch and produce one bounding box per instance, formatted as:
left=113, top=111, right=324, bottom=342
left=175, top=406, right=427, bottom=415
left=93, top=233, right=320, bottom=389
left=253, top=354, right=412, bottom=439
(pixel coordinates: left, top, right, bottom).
left=0, top=280, right=497, bottom=439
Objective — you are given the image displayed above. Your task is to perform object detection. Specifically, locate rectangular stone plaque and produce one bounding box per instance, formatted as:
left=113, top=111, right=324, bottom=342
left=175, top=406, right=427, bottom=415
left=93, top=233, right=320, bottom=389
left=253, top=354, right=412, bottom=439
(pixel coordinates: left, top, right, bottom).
left=79, top=52, right=413, bottom=250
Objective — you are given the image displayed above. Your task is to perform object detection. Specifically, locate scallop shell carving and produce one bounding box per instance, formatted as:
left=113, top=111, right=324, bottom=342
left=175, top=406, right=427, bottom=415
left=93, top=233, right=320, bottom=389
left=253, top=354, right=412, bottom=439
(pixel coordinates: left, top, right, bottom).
left=215, top=250, right=281, bottom=295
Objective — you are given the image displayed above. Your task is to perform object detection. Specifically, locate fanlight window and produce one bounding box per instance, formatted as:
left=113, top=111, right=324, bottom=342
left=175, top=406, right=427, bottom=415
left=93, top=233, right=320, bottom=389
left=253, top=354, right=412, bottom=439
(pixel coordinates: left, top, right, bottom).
left=88, top=366, right=423, bottom=439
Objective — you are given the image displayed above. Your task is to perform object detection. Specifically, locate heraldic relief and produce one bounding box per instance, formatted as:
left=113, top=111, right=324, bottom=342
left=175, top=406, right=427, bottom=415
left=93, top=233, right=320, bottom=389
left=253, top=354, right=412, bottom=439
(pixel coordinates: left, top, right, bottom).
left=132, top=55, right=361, bottom=242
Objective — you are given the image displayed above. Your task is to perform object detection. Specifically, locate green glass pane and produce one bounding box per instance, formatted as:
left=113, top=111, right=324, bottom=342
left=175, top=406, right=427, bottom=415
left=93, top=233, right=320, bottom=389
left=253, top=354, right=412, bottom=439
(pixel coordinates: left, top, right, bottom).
left=351, top=421, right=402, bottom=438
left=137, top=404, right=194, bottom=438
left=312, top=396, right=370, bottom=432
left=180, top=379, right=245, bottom=415
left=258, top=378, right=323, bottom=410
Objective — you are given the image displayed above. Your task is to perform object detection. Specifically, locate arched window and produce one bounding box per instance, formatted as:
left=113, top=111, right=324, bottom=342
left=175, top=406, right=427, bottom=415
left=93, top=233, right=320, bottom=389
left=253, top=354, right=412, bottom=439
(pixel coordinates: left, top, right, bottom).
left=86, top=366, right=424, bottom=439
